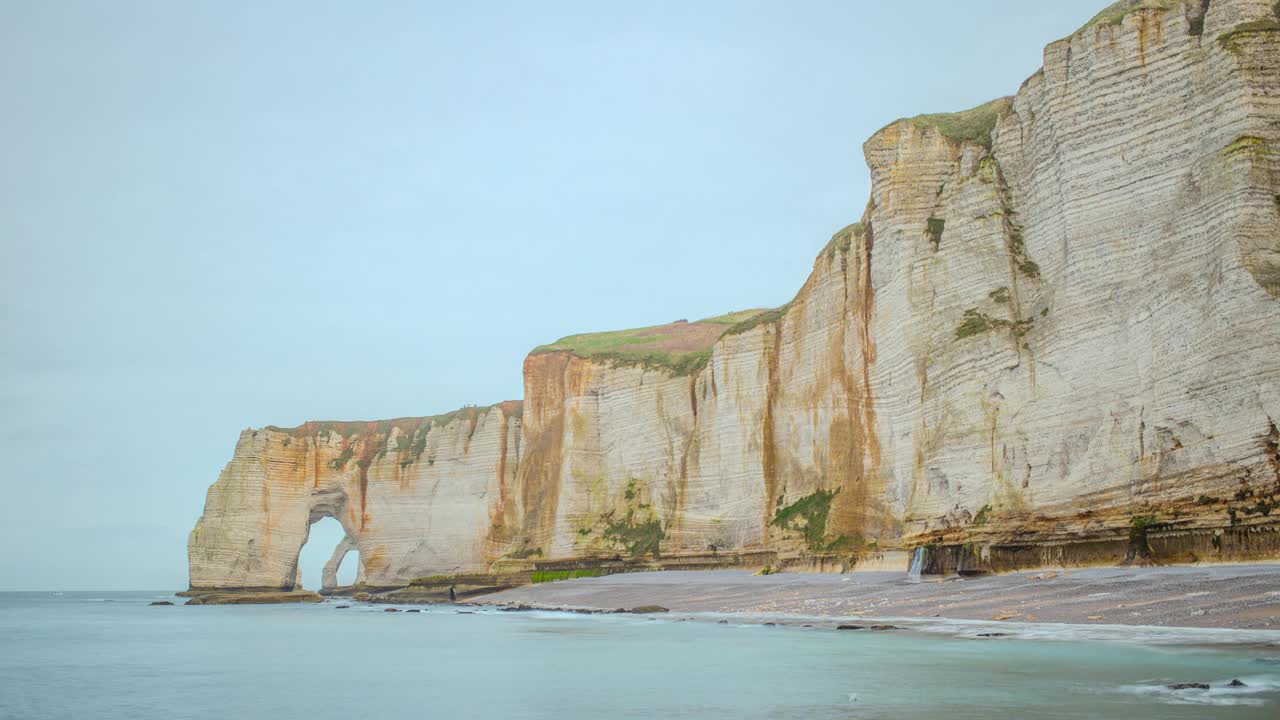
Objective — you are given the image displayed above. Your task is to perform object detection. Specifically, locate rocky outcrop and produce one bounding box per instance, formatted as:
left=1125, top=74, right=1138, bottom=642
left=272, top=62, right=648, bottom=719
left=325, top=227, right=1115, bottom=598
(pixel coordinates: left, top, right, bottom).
left=320, top=536, right=357, bottom=592
left=188, top=405, right=522, bottom=589
left=183, top=591, right=324, bottom=606
left=189, top=0, right=1280, bottom=590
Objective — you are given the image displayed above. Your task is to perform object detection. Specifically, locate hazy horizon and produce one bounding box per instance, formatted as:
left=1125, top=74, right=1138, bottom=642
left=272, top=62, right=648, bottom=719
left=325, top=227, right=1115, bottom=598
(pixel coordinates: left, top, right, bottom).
left=2, top=0, right=1109, bottom=590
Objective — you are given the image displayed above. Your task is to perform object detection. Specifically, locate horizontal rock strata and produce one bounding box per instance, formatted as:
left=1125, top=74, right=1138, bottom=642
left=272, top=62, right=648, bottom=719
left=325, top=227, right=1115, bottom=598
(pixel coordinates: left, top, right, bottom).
left=190, top=0, right=1280, bottom=591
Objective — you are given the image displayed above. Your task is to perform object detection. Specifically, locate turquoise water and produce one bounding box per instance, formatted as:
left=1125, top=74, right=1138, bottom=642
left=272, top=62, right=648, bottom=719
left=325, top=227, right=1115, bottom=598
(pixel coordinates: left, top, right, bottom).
left=2, top=592, right=1279, bottom=719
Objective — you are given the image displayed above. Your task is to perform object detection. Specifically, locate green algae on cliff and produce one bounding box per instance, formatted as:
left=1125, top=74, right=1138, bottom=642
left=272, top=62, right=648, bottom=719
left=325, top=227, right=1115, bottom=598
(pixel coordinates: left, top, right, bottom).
left=771, top=489, right=839, bottom=551
left=955, top=308, right=1033, bottom=341
left=532, top=568, right=604, bottom=583
left=330, top=444, right=356, bottom=469
left=972, top=504, right=994, bottom=527
left=505, top=544, right=544, bottom=560
left=601, top=511, right=665, bottom=559
left=925, top=217, right=945, bottom=249
left=1217, top=19, right=1280, bottom=54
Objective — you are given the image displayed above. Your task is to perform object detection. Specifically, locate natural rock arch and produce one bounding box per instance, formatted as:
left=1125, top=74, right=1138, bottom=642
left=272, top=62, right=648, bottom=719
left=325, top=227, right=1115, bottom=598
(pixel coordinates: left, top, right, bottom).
left=321, top=535, right=360, bottom=590
left=188, top=408, right=522, bottom=592
left=294, top=511, right=364, bottom=591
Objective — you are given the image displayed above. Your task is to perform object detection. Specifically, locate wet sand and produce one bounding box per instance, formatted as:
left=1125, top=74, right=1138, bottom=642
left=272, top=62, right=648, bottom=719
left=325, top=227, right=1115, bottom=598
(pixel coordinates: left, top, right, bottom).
left=473, top=565, right=1280, bottom=630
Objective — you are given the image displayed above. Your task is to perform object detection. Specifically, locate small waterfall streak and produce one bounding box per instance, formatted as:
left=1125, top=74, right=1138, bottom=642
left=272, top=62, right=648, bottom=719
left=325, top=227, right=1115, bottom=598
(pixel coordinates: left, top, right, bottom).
left=907, top=547, right=924, bottom=582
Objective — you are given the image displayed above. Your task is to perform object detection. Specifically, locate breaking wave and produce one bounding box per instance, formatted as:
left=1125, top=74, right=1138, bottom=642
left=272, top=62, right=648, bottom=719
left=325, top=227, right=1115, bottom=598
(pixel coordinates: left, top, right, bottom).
left=1115, top=676, right=1280, bottom=707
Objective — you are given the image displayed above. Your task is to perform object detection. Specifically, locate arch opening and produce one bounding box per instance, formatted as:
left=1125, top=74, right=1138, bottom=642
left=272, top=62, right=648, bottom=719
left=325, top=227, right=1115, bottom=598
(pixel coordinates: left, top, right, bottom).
left=296, top=516, right=361, bottom=590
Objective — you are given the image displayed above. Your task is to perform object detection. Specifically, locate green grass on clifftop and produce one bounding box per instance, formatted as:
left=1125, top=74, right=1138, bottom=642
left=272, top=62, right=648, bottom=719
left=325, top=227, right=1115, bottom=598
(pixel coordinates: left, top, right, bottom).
left=1068, top=1, right=1179, bottom=38
left=532, top=313, right=768, bottom=376
left=698, top=309, right=771, bottom=326
left=723, top=304, right=792, bottom=337
left=264, top=401, right=522, bottom=439
left=535, top=223, right=865, bottom=374
left=905, top=97, right=1013, bottom=148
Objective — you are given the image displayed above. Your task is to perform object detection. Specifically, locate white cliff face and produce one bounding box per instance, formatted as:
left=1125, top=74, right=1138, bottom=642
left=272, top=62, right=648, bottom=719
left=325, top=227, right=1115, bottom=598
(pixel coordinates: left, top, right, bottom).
left=188, top=406, right=522, bottom=590
left=190, top=0, right=1280, bottom=590
left=870, top=0, right=1280, bottom=547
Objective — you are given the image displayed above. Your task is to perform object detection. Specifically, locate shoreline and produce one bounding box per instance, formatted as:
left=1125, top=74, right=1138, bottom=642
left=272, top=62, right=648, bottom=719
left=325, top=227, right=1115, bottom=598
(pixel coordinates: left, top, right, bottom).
left=467, top=565, right=1280, bottom=632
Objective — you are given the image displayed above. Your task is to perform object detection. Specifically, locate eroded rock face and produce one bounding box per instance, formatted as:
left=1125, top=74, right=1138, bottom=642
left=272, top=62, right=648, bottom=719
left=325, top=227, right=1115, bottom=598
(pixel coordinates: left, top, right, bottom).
left=188, top=405, right=523, bottom=590
left=189, top=0, right=1280, bottom=590
left=320, top=536, right=357, bottom=592
left=876, top=0, right=1280, bottom=551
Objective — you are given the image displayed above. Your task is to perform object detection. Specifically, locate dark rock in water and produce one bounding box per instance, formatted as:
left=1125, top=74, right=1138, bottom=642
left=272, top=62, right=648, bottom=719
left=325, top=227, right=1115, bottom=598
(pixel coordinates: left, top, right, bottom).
left=869, top=625, right=900, bottom=631
left=717, top=620, right=729, bottom=625
left=183, top=591, right=324, bottom=606
left=384, top=608, right=400, bottom=612
left=456, top=611, right=474, bottom=614
left=763, top=622, right=777, bottom=626
left=1227, top=679, right=1247, bottom=688
left=628, top=605, right=669, bottom=614
left=499, top=604, right=533, bottom=612
left=405, top=609, right=421, bottom=613
left=837, top=625, right=866, bottom=631
left=977, top=632, right=1008, bottom=638
left=1167, top=683, right=1210, bottom=690
left=566, top=607, right=607, bottom=615
left=334, top=605, right=351, bottom=609
left=149, top=601, right=174, bottom=606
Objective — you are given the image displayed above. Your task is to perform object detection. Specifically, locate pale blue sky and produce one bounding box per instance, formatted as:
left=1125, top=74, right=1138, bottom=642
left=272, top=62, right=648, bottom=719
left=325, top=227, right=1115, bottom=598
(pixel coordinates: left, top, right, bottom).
left=1, top=1, right=1107, bottom=590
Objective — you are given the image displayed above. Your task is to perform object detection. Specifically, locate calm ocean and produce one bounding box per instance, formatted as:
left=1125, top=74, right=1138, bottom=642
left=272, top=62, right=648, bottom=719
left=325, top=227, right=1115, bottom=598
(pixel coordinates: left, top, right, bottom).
left=2, top=591, right=1278, bottom=719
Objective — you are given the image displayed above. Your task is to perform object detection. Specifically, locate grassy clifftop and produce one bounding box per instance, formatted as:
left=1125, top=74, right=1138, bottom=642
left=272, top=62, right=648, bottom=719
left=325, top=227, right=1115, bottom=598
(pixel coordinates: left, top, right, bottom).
left=532, top=312, right=767, bottom=376
left=532, top=221, right=868, bottom=376
left=264, top=401, right=522, bottom=439
left=1070, top=0, right=1180, bottom=37
left=905, top=97, right=1014, bottom=148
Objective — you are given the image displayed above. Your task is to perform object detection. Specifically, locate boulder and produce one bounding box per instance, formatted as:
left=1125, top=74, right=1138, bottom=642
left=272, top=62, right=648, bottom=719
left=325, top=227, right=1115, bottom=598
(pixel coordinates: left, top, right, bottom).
left=627, top=605, right=669, bottom=614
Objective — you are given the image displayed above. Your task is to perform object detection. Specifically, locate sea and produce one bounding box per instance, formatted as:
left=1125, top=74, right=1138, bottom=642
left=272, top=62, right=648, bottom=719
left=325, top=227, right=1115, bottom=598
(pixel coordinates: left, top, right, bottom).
left=2, top=591, right=1279, bottom=719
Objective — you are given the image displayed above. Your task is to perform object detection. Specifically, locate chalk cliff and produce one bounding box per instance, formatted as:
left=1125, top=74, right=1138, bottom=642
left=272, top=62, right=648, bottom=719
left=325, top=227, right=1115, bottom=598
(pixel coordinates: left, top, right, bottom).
left=190, top=0, right=1280, bottom=590
left=188, top=407, right=522, bottom=589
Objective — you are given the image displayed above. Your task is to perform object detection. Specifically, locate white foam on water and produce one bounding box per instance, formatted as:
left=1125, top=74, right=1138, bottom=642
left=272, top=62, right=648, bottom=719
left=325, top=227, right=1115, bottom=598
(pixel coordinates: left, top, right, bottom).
left=677, top=609, right=1280, bottom=648
left=872, top=615, right=1280, bottom=647
left=1114, top=675, right=1280, bottom=707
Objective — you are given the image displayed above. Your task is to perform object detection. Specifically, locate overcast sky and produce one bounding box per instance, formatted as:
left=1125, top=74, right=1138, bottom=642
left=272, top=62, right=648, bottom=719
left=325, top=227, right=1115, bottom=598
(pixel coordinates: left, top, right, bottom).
left=1, top=0, right=1108, bottom=590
